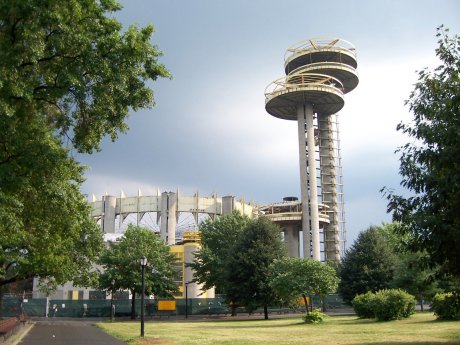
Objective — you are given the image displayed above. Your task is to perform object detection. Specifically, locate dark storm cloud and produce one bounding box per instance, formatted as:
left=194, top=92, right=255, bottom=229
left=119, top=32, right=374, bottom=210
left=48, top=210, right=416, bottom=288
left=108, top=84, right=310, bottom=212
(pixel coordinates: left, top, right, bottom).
left=78, top=0, right=460, bottom=247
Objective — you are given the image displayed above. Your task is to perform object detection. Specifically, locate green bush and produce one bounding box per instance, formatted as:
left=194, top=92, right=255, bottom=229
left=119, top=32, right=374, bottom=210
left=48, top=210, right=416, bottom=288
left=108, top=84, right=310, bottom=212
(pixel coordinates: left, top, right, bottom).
left=302, top=309, right=326, bottom=324
left=352, top=289, right=416, bottom=321
left=352, top=291, right=376, bottom=319
left=431, top=292, right=460, bottom=320
left=373, top=289, right=416, bottom=321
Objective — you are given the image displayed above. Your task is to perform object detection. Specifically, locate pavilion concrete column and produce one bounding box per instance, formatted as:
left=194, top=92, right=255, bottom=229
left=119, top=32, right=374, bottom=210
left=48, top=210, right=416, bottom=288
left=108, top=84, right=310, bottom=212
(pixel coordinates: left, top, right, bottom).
left=283, top=224, right=300, bottom=257
left=160, top=192, right=178, bottom=245
left=222, top=195, right=235, bottom=215
left=102, top=195, right=116, bottom=234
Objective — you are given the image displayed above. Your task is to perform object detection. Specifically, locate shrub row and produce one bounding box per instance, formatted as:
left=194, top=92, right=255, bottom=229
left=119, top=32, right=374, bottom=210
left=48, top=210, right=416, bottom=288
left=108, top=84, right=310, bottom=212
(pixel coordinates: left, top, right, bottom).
left=352, top=289, right=416, bottom=321
left=431, top=292, right=460, bottom=320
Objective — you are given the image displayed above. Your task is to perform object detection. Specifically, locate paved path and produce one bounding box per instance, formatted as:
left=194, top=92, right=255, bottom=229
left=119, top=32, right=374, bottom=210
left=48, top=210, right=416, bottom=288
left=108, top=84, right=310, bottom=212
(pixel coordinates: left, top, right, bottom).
left=18, top=320, right=127, bottom=345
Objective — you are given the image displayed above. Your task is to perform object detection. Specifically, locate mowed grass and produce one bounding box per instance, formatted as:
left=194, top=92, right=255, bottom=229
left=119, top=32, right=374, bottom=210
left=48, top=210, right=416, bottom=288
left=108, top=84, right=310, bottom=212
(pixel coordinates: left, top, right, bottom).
left=97, top=312, right=460, bottom=345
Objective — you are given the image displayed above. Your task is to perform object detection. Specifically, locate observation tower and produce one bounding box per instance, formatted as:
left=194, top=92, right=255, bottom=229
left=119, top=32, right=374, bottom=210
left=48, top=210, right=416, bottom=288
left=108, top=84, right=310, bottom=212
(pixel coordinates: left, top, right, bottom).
left=264, top=38, right=358, bottom=261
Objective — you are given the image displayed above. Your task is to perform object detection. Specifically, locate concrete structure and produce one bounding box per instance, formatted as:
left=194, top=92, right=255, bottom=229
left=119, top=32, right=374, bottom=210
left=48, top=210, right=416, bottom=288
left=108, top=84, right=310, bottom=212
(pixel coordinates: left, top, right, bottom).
left=33, top=232, right=213, bottom=301
left=33, top=192, right=253, bottom=301
left=91, top=190, right=254, bottom=245
left=170, top=231, right=214, bottom=299
left=265, top=38, right=358, bottom=261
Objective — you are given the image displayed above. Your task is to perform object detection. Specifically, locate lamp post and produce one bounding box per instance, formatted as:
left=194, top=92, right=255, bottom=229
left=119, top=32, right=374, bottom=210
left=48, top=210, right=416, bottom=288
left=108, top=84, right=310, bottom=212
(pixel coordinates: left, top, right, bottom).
left=185, top=282, right=190, bottom=319
left=110, top=279, right=115, bottom=322
left=140, top=256, right=147, bottom=337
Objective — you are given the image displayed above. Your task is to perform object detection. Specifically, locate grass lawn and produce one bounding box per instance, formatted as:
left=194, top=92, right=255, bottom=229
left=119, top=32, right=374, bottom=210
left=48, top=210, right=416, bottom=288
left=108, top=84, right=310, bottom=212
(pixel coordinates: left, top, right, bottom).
left=97, top=312, right=460, bottom=345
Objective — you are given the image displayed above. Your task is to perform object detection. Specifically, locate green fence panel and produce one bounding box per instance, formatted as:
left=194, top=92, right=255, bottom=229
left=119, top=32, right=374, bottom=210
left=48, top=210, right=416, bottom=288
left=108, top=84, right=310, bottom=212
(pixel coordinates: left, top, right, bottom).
left=1, top=294, right=346, bottom=318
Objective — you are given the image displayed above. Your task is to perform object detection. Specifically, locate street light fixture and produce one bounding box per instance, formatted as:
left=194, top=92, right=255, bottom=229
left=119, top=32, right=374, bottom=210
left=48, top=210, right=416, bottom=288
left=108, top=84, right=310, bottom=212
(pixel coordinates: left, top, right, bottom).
left=140, top=256, right=148, bottom=337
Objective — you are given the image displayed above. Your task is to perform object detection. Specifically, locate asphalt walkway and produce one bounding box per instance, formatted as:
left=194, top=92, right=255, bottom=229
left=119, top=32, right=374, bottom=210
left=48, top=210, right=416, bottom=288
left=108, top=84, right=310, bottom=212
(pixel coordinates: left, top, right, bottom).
left=17, top=320, right=127, bottom=345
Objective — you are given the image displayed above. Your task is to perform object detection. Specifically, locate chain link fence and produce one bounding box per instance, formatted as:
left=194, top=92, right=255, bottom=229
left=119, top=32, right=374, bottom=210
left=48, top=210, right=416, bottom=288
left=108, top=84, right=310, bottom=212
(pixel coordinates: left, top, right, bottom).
left=1, top=294, right=346, bottom=318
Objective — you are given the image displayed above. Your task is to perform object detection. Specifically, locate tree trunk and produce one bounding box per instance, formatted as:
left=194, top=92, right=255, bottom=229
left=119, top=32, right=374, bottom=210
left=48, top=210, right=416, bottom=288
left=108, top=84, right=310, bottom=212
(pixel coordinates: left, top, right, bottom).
left=321, top=295, right=326, bottom=312
left=0, top=289, right=3, bottom=318
left=302, top=294, right=309, bottom=315
left=310, top=295, right=313, bottom=313
left=419, top=293, right=424, bottom=312
left=131, top=289, right=136, bottom=320
left=264, top=305, right=268, bottom=320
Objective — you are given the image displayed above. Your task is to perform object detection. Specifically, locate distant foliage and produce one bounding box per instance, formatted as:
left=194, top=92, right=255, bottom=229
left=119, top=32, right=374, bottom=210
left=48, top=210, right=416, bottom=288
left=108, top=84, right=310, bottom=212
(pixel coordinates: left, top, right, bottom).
left=352, top=289, right=416, bottom=321
left=431, top=292, right=460, bottom=320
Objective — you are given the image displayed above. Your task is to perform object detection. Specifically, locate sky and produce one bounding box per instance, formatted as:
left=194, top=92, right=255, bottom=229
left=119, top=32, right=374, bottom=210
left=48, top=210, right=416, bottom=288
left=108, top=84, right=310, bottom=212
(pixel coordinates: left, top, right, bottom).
left=77, top=0, right=460, bottom=246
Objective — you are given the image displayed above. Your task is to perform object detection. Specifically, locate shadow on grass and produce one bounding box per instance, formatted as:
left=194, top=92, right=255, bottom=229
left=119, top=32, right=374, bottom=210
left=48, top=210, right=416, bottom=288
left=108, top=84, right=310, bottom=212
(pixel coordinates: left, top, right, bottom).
left=357, top=342, right=459, bottom=345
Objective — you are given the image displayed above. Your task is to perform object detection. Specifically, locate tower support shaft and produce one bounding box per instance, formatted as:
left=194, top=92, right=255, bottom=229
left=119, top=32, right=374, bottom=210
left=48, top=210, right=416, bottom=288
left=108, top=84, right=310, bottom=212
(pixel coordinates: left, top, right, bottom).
left=297, top=103, right=321, bottom=260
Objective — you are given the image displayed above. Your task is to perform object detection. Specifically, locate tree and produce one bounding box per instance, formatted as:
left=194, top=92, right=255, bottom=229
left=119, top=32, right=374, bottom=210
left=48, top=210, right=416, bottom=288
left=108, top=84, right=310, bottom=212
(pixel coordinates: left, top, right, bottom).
left=391, top=251, right=440, bottom=311
left=188, top=211, right=250, bottom=294
left=0, top=0, right=170, bottom=153
left=338, top=226, right=396, bottom=304
left=382, top=27, right=460, bottom=281
left=99, top=225, right=177, bottom=319
left=0, top=114, right=104, bottom=307
left=0, top=0, right=169, bottom=299
left=269, top=257, right=339, bottom=314
left=226, top=217, right=286, bottom=319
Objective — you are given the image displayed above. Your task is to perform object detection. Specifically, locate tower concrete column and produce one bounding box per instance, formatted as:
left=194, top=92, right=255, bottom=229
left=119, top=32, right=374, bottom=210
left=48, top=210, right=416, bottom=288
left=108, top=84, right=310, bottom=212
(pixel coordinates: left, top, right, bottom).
left=297, top=105, right=311, bottom=258
left=305, top=105, right=321, bottom=261
left=297, top=103, right=320, bottom=260
left=319, top=114, right=340, bottom=261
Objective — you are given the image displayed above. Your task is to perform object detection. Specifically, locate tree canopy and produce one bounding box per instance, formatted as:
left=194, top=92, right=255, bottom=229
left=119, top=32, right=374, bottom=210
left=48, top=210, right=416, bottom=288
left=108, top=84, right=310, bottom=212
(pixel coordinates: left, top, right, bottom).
left=0, top=114, right=103, bottom=293
left=269, top=257, right=339, bottom=313
left=226, top=216, right=285, bottom=319
left=338, top=226, right=396, bottom=304
left=188, top=211, right=250, bottom=294
left=99, top=225, right=178, bottom=319
left=0, top=0, right=170, bottom=153
left=382, top=27, right=460, bottom=281
left=190, top=213, right=286, bottom=319
left=0, top=0, right=169, bottom=297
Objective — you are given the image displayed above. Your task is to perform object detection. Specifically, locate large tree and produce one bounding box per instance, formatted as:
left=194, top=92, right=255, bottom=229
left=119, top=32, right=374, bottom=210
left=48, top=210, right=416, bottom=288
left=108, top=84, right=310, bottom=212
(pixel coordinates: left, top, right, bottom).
left=391, top=251, right=440, bottom=311
left=338, top=226, right=396, bottom=304
left=0, top=0, right=169, bottom=298
left=99, top=225, right=178, bottom=319
left=0, top=114, right=103, bottom=297
left=188, top=211, right=250, bottom=294
left=226, top=217, right=286, bottom=319
left=0, top=0, right=170, bottom=153
left=382, top=27, right=460, bottom=281
left=269, top=257, right=339, bottom=314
